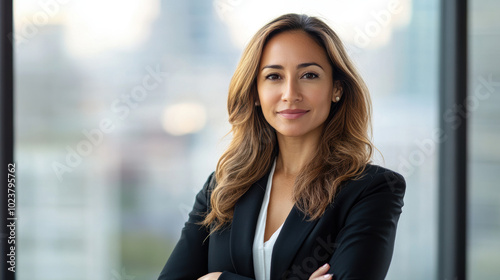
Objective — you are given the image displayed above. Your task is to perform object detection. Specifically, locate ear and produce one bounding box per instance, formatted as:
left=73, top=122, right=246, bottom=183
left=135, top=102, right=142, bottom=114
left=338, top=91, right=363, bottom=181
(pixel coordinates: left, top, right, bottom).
left=254, top=93, right=261, bottom=106
left=332, top=81, right=343, bottom=102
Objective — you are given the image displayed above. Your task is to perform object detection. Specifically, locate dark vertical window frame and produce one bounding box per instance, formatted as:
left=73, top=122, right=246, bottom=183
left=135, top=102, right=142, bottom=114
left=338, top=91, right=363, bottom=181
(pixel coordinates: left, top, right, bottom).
left=438, top=0, right=468, bottom=280
left=1, top=0, right=15, bottom=279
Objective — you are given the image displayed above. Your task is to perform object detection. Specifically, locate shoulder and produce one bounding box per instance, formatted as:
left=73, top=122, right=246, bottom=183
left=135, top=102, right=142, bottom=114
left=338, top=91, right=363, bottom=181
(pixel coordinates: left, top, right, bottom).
left=194, top=172, right=216, bottom=208
left=204, top=171, right=216, bottom=191
left=362, top=164, right=405, bottom=185
left=339, top=164, right=406, bottom=199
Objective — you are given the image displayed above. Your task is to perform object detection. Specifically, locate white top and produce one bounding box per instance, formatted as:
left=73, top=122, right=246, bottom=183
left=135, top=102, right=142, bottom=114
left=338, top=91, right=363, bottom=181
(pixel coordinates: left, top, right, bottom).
left=252, top=160, right=284, bottom=280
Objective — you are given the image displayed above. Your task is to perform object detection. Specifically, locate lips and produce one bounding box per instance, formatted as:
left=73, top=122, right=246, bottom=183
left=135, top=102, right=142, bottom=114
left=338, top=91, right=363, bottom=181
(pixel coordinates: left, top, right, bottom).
left=277, top=109, right=309, bottom=119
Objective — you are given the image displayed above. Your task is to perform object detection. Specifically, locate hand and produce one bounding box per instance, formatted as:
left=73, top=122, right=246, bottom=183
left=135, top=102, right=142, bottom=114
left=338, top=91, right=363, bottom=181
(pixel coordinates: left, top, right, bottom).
left=309, top=263, right=334, bottom=280
left=198, top=272, right=222, bottom=280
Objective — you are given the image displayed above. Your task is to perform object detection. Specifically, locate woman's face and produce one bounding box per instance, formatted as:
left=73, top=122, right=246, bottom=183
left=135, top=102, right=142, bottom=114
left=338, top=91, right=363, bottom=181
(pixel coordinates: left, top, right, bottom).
left=257, top=30, right=336, bottom=140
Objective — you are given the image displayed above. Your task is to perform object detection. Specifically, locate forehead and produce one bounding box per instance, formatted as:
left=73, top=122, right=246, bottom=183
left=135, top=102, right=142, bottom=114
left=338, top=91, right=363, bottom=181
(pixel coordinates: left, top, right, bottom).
left=259, top=30, right=330, bottom=67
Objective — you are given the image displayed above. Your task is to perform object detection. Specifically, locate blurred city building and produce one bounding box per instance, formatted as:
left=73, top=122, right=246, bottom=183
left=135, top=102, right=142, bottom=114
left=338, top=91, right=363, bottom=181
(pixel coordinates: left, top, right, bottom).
left=13, top=0, right=499, bottom=279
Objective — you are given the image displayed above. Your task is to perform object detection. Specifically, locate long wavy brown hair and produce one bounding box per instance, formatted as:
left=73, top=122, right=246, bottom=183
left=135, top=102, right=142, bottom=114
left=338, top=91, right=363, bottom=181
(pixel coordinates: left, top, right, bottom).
left=201, top=13, right=374, bottom=233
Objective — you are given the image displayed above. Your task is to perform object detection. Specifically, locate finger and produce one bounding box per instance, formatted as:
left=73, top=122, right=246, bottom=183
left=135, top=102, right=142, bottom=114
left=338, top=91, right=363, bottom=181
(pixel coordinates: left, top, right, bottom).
left=309, top=263, right=330, bottom=279
left=314, top=274, right=333, bottom=280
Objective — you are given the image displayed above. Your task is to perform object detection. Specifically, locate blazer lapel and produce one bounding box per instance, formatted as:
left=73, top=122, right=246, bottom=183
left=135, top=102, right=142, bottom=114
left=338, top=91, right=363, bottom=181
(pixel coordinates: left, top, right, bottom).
left=271, top=205, right=318, bottom=279
left=230, top=174, right=269, bottom=277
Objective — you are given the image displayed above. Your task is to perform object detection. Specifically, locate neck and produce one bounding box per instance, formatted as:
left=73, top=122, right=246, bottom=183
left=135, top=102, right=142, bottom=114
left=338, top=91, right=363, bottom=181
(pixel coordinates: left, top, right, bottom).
left=275, top=134, right=320, bottom=177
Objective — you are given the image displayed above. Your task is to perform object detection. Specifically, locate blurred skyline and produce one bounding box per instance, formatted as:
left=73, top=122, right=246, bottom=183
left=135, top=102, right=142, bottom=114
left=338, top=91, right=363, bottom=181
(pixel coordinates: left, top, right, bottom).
left=13, top=0, right=500, bottom=279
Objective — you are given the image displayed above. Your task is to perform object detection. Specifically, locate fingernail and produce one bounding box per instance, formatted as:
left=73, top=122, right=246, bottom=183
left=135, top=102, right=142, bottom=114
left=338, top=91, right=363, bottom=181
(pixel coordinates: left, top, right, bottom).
left=321, top=263, right=329, bottom=268
left=323, top=274, right=333, bottom=278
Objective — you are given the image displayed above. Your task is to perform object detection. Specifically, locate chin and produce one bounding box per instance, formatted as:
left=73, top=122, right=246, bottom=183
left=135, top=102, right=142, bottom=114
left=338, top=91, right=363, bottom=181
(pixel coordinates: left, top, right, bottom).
left=275, top=125, right=324, bottom=139
left=276, top=130, right=311, bottom=138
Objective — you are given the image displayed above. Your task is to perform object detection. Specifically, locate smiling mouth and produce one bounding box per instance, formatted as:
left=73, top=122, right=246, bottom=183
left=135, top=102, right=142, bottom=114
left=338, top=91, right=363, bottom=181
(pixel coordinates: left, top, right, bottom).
left=277, top=109, right=309, bottom=119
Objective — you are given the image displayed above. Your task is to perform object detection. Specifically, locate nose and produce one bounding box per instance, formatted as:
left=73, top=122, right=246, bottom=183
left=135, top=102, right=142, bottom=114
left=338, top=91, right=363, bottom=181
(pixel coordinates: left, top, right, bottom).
left=281, top=79, right=302, bottom=102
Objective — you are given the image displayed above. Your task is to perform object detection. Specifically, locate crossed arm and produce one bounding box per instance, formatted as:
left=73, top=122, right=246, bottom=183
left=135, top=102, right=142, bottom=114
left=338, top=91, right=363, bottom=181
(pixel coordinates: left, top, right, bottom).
left=159, top=170, right=405, bottom=280
left=198, top=264, right=333, bottom=280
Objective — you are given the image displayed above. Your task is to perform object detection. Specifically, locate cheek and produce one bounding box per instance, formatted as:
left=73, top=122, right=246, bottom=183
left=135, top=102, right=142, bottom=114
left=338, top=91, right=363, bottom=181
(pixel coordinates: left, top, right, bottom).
left=307, top=88, right=333, bottom=105
left=257, top=86, right=280, bottom=108
left=308, top=87, right=334, bottom=115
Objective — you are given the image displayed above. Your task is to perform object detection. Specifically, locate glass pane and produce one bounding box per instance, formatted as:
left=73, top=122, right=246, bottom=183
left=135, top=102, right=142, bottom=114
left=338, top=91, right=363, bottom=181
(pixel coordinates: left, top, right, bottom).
left=468, top=0, right=500, bottom=279
left=15, top=0, right=438, bottom=279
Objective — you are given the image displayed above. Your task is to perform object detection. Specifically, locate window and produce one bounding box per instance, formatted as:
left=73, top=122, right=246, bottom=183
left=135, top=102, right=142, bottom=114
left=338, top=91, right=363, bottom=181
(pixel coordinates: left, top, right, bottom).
left=468, top=0, right=500, bottom=279
left=13, top=0, right=497, bottom=279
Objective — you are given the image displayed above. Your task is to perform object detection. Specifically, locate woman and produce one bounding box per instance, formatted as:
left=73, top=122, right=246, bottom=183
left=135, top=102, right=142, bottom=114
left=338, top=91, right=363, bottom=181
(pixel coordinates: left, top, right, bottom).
left=158, top=13, right=405, bottom=280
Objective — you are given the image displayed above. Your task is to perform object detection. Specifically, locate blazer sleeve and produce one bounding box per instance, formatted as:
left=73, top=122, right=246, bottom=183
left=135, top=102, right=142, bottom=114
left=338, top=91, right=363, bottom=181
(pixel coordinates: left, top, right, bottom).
left=328, top=170, right=406, bottom=280
left=158, top=173, right=214, bottom=280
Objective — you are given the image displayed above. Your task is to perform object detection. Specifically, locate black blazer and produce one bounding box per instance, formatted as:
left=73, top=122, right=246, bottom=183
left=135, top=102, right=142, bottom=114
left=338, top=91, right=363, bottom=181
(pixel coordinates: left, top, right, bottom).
left=158, top=164, right=405, bottom=280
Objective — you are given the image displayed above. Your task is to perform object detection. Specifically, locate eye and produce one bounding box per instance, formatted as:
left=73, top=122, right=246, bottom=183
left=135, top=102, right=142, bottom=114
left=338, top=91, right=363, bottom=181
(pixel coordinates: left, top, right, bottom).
left=265, top=73, right=281, bottom=80
left=302, top=72, right=319, bottom=79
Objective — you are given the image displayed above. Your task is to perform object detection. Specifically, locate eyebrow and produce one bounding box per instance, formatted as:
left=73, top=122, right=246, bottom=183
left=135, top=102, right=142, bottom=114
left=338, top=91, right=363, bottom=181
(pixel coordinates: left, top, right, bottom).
left=261, top=62, right=324, bottom=71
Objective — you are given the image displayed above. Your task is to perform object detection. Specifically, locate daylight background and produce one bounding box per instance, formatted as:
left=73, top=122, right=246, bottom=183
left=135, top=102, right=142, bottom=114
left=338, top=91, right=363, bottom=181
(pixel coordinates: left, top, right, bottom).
left=14, top=0, right=500, bottom=279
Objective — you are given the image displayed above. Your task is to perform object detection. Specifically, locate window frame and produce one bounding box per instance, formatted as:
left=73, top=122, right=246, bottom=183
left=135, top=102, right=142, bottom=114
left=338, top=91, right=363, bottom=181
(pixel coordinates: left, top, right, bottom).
left=437, top=0, right=468, bottom=279
left=1, top=1, right=15, bottom=280
left=1, top=1, right=469, bottom=279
